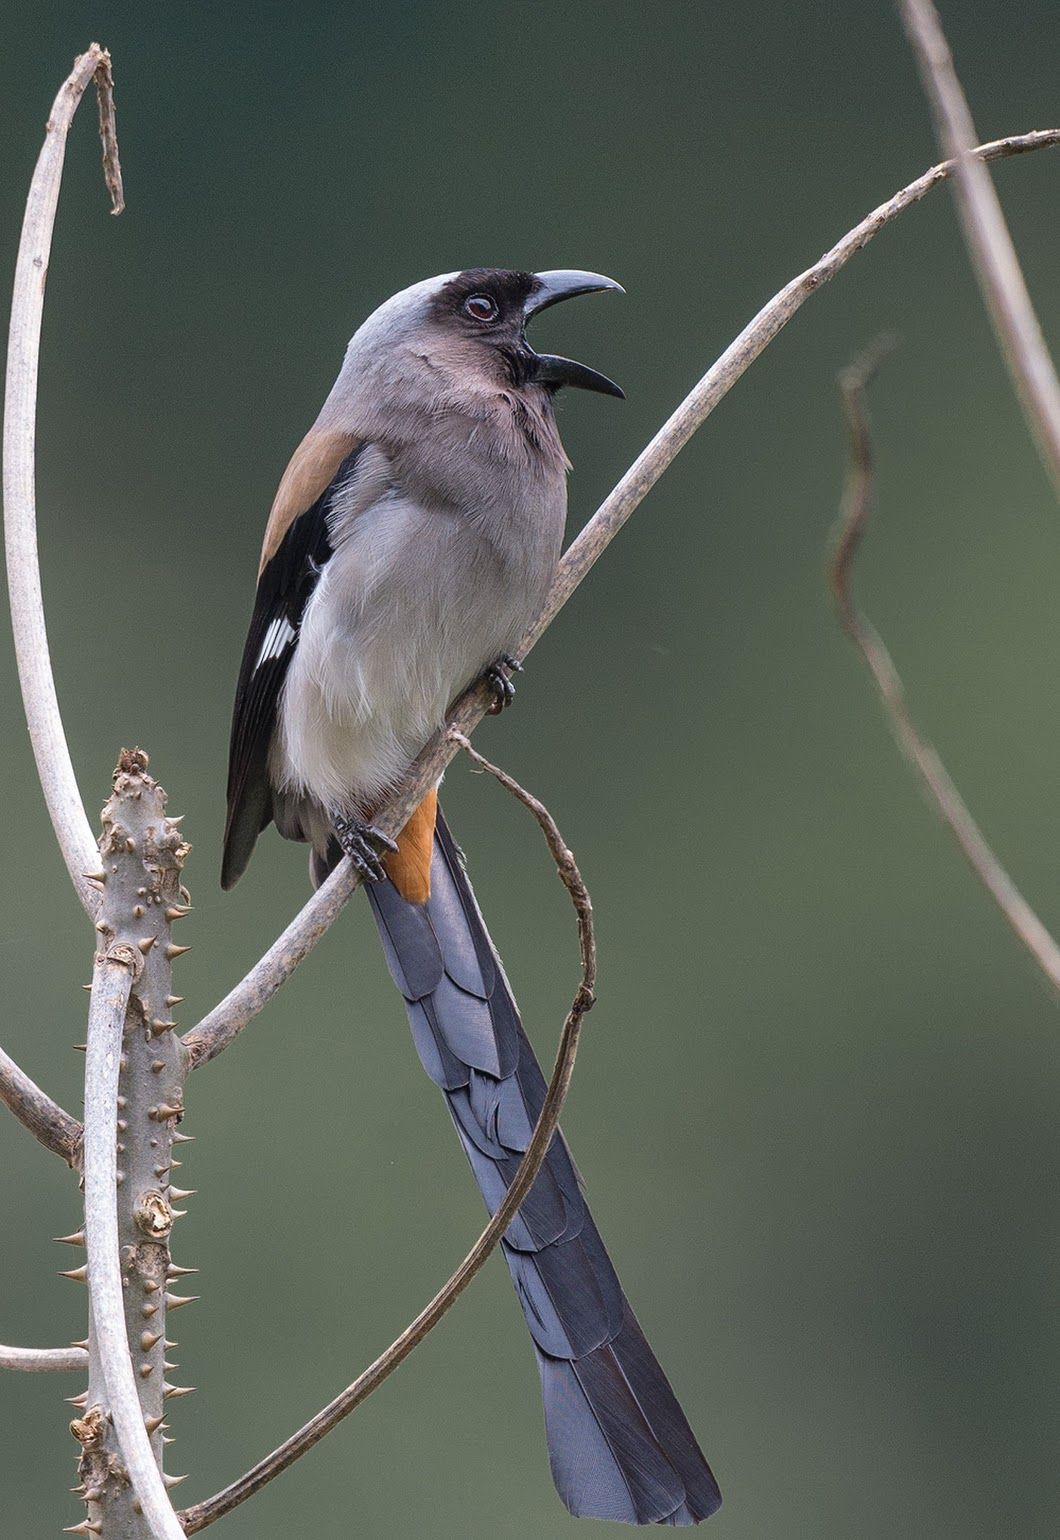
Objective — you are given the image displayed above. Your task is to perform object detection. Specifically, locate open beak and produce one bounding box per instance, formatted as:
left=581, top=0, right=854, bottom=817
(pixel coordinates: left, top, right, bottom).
left=524, top=270, right=625, bottom=398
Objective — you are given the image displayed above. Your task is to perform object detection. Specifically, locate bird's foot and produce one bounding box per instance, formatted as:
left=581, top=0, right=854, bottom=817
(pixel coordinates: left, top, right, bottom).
left=483, top=653, right=524, bottom=714
left=331, top=812, right=398, bottom=882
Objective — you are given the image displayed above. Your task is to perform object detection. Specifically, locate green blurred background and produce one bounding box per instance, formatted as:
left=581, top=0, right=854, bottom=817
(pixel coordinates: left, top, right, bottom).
left=1, top=4, right=1057, bottom=1536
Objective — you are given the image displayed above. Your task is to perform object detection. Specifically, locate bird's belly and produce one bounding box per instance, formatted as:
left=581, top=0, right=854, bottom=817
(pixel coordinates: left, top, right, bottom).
left=271, top=493, right=554, bottom=814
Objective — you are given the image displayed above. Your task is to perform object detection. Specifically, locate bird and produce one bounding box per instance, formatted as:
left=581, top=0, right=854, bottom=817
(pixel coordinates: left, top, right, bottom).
left=222, top=267, right=722, bottom=1525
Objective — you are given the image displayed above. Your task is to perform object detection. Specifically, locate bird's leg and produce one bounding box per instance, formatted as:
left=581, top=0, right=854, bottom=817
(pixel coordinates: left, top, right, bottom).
left=482, top=653, right=524, bottom=714
left=331, top=810, right=399, bottom=882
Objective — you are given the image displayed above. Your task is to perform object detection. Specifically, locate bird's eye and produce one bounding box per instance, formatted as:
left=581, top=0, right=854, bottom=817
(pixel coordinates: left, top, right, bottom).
left=463, top=293, right=499, bottom=322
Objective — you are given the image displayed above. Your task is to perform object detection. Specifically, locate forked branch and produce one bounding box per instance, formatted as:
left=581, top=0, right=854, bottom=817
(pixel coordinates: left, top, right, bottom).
left=179, top=748, right=596, bottom=1532
left=830, top=345, right=1060, bottom=992
left=899, top=0, right=1060, bottom=497
left=183, top=125, right=1060, bottom=1071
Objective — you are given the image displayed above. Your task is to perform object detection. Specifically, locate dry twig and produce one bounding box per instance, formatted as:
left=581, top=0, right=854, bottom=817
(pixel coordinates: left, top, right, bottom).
left=899, top=0, right=1060, bottom=497
left=183, top=126, right=1060, bottom=1071
left=830, top=345, right=1060, bottom=991
left=178, top=745, right=596, bottom=1532
left=0, top=1043, right=80, bottom=1164
left=0, top=1343, right=87, bottom=1373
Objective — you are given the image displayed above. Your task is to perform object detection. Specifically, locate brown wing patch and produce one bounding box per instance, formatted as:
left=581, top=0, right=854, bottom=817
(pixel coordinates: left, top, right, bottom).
left=384, top=788, right=438, bottom=903
left=259, top=427, right=361, bottom=573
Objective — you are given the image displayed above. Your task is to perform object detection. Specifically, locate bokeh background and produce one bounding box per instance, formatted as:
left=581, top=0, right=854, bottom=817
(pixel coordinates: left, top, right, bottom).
left=0, top=4, right=1057, bottom=1536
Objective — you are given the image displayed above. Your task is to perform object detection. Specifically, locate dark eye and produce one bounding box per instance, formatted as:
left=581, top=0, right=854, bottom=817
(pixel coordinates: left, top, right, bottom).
left=463, top=293, right=499, bottom=322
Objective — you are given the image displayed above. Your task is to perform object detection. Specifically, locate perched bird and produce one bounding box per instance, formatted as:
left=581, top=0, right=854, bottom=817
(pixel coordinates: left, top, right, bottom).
left=222, top=268, right=721, bottom=1525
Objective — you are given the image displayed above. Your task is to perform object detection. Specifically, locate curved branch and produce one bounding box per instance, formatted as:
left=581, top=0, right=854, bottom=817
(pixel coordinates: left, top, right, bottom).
left=183, top=125, right=1060, bottom=1070
left=0, top=1342, right=87, bottom=1373
left=179, top=749, right=596, bottom=1533
left=2, top=42, right=124, bottom=920
left=84, top=949, right=185, bottom=1540
left=0, top=1042, right=81, bottom=1164
left=830, top=345, right=1060, bottom=991
left=899, top=1, right=1060, bottom=498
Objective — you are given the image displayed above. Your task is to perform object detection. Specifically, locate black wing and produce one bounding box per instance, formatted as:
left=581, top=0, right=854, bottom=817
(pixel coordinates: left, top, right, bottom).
left=221, top=442, right=365, bottom=888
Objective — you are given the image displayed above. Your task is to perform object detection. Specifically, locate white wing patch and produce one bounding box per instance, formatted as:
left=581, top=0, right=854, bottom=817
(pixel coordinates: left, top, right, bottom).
left=255, top=616, right=297, bottom=671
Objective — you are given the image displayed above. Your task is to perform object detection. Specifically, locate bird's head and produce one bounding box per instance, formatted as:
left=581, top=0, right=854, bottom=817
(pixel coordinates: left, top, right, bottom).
left=339, top=267, right=624, bottom=414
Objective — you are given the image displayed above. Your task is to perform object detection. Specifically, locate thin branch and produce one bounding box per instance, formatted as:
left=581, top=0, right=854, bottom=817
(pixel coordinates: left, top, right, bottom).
left=84, top=947, right=186, bottom=1540
left=179, top=749, right=596, bottom=1533
left=899, top=0, right=1060, bottom=499
left=184, top=125, right=1060, bottom=1071
left=3, top=42, right=124, bottom=920
left=830, top=345, right=1060, bottom=992
left=0, top=1343, right=87, bottom=1373
left=0, top=1042, right=81, bottom=1165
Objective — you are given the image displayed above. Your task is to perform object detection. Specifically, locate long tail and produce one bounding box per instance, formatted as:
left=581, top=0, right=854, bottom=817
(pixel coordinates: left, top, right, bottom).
left=362, top=810, right=722, bottom=1525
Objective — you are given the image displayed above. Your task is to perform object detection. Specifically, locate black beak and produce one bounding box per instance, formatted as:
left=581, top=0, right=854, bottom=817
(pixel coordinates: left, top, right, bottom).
left=523, top=269, right=624, bottom=399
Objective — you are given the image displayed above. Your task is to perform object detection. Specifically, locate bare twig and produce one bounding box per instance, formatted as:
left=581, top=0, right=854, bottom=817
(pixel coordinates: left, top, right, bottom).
left=83, top=947, right=186, bottom=1540
left=0, top=1042, right=81, bottom=1164
left=3, top=42, right=124, bottom=920
left=184, top=126, right=1060, bottom=1071
left=0, top=1343, right=87, bottom=1373
left=179, top=751, right=596, bottom=1533
left=830, top=346, right=1060, bottom=991
left=899, top=0, right=1060, bottom=498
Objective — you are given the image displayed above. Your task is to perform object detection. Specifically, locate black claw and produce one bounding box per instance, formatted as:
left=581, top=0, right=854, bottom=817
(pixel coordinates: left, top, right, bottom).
left=332, top=814, right=396, bottom=882
left=483, top=655, right=523, bottom=714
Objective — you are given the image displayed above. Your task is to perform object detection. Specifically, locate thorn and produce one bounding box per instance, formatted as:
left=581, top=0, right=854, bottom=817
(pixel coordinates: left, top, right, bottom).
left=115, top=1171, right=125, bottom=1186
left=141, top=1302, right=157, bottom=1318
left=60, top=1265, right=88, bottom=1283
left=165, top=944, right=191, bottom=960
left=170, top=1158, right=182, bottom=1169
left=154, top=1164, right=170, bottom=1178
left=163, top=1382, right=195, bottom=1398
left=72, top=1043, right=87, bottom=1052
left=54, top=1231, right=85, bottom=1247
left=70, top=1338, right=90, bottom=1351
left=150, top=1103, right=182, bottom=1120
left=137, top=936, right=156, bottom=954
left=165, top=906, right=190, bottom=921
left=116, top=1096, right=126, bottom=1110
left=166, top=1263, right=197, bottom=1277
left=168, top=815, right=186, bottom=827
left=117, top=1119, right=127, bottom=1132
left=165, top=1293, right=198, bottom=1311
left=163, top=1359, right=178, bottom=1372
left=168, top=1187, right=196, bottom=1201
left=169, top=1208, right=188, bottom=1220
left=133, top=904, right=144, bottom=918
left=139, top=1362, right=153, bottom=1377
left=125, top=837, right=136, bottom=852
left=63, top=1521, right=102, bottom=1535
left=164, top=1338, right=178, bottom=1349
left=150, top=1020, right=177, bottom=1036
left=82, top=1487, right=105, bottom=1503
left=80, top=984, right=92, bottom=991
left=70, top=1483, right=85, bottom=1496
left=161, top=1434, right=176, bottom=1446
left=143, top=1413, right=164, bottom=1434
left=65, top=1392, right=89, bottom=1408
left=143, top=1279, right=161, bottom=1294
left=82, top=870, right=106, bottom=884
left=165, top=995, right=185, bottom=1008
left=163, top=1473, right=188, bottom=1489
left=141, top=1331, right=161, bottom=1351
left=94, top=920, right=110, bottom=935
left=172, top=1132, right=194, bottom=1144
left=150, top=1060, right=165, bottom=1073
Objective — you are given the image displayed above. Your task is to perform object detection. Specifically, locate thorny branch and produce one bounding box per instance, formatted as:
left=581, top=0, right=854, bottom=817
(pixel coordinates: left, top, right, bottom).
left=178, top=746, right=596, bottom=1532
left=83, top=948, right=186, bottom=1540
left=183, top=125, right=1060, bottom=1072
left=829, top=345, right=1060, bottom=992
left=898, top=0, right=1060, bottom=499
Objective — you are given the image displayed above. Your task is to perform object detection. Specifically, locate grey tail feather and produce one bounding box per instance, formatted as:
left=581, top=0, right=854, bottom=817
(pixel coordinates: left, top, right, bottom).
left=363, top=807, right=722, bottom=1525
